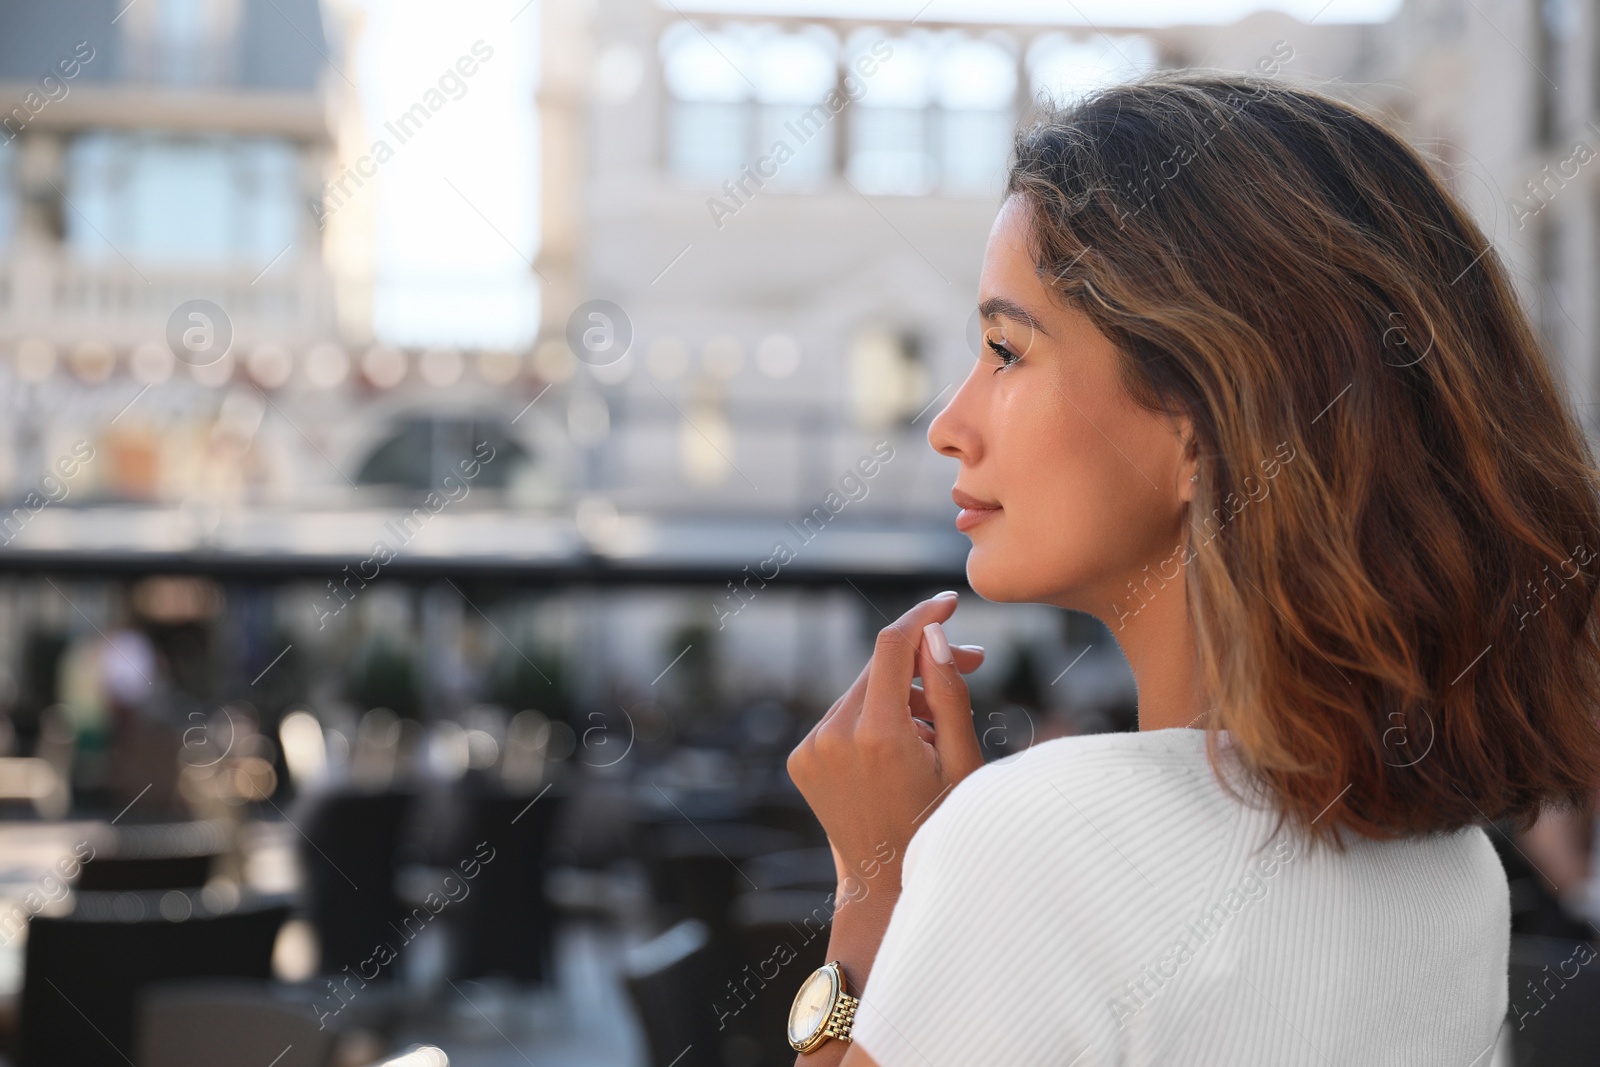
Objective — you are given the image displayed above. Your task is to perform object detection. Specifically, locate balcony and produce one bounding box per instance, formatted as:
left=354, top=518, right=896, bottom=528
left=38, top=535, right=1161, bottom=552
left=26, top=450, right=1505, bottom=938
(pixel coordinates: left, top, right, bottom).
left=0, top=249, right=336, bottom=348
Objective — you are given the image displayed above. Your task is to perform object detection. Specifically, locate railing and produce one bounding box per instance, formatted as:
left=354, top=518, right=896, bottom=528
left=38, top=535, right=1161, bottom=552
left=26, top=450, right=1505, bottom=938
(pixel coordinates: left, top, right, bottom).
left=0, top=251, right=337, bottom=346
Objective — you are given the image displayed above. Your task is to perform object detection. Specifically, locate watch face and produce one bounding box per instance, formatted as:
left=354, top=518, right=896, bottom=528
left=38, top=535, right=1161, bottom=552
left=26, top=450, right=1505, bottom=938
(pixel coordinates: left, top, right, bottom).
left=787, top=966, right=839, bottom=1046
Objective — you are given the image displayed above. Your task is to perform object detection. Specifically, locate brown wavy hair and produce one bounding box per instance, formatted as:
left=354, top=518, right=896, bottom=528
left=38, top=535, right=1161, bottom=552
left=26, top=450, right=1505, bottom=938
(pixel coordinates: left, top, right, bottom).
left=1007, top=69, right=1600, bottom=846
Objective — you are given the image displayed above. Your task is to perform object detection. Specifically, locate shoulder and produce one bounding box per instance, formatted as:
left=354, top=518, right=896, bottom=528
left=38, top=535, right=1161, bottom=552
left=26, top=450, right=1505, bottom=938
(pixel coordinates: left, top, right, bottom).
left=902, top=729, right=1242, bottom=889
left=919, top=728, right=1233, bottom=837
left=855, top=731, right=1252, bottom=1065
left=1343, top=822, right=1510, bottom=932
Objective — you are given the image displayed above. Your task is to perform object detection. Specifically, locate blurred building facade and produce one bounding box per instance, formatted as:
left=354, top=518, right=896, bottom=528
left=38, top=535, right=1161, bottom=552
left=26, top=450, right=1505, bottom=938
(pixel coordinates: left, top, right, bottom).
left=0, top=0, right=336, bottom=509
left=5, top=0, right=1578, bottom=720
left=1372, top=0, right=1600, bottom=429
left=547, top=0, right=1384, bottom=701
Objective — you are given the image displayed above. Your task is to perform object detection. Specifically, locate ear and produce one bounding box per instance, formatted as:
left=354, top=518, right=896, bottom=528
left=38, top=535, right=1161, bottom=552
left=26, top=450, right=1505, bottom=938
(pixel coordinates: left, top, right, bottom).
left=1173, top=413, right=1200, bottom=504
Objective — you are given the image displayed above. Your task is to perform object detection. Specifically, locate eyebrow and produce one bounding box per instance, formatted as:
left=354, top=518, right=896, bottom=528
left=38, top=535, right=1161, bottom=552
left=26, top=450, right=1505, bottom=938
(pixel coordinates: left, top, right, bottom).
left=977, top=296, right=1050, bottom=338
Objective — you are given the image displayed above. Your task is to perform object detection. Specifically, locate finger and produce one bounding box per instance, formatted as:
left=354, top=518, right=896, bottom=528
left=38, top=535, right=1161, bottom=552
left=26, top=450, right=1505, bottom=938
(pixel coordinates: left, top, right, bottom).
left=816, top=657, right=872, bottom=733
left=912, top=717, right=936, bottom=746
left=952, top=644, right=985, bottom=673
left=907, top=680, right=969, bottom=723
left=793, top=658, right=871, bottom=776
left=917, top=620, right=984, bottom=776
left=860, top=591, right=961, bottom=733
left=913, top=644, right=983, bottom=682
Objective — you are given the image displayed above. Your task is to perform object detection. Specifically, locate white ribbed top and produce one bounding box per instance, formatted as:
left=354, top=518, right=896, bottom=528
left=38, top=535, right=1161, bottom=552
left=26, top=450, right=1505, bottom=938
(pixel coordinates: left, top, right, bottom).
left=850, top=727, right=1509, bottom=1067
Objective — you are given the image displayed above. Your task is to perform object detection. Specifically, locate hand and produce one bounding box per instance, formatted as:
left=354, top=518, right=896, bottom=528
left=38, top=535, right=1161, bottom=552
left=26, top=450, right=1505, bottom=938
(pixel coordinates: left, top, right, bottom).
left=787, top=591, right=986, bottom=900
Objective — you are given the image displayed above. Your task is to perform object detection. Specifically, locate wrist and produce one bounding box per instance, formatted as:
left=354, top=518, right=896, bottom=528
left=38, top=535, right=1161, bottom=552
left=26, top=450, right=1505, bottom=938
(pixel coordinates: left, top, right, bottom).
left=791, top=885, right=899, bottom=1063
left=791, top=959, right=862, bottom=1061
left=822, top=882, right=899, bottom=983
left=834, top=873, right=899, bottom=912
left=834, top=851, right=903, bottom=909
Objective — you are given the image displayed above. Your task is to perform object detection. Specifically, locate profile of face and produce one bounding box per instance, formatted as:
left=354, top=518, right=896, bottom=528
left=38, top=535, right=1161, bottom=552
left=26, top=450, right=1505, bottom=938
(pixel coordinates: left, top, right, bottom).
left=928, top=195, right=1199, bottom=618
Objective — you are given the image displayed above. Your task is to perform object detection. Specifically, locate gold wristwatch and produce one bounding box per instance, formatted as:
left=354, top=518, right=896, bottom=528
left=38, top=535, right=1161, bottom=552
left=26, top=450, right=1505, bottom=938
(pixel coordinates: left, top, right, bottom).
left=787, top=959, right=859, bottom=1053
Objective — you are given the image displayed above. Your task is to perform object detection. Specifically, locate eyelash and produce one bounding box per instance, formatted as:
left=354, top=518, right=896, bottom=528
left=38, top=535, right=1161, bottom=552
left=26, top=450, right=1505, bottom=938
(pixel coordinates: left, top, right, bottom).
left=986, top=338, right=1020, bottom=372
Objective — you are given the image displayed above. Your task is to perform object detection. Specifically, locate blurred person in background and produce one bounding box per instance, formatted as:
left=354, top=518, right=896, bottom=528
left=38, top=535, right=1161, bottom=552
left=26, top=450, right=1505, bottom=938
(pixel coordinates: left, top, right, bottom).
left=59, top=620, right=180, bottom=817
left=785, top=70, right=1600, bottom=1066
left=1517, top=795, right=1600, bottom=937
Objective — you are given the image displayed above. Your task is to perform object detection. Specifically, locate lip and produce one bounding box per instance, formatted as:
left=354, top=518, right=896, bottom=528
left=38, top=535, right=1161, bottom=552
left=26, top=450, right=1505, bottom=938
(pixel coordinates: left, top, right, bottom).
left=952, top=488, right=1001, bottom=533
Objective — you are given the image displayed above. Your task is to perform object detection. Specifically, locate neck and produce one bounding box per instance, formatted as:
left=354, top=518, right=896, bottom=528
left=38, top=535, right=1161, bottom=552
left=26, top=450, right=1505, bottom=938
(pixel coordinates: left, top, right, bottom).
left=1102, top=549, right=1208, bottom=732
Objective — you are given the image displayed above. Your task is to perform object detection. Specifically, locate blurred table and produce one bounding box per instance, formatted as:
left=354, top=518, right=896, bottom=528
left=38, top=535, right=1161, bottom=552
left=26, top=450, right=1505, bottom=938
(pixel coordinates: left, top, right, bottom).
left=0, top=820, right=106, bottom=996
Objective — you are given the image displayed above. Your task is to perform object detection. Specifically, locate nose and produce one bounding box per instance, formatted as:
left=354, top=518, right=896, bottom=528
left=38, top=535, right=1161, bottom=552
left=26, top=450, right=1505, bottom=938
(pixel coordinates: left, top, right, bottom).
left=928, top=363, right=982, bottom=463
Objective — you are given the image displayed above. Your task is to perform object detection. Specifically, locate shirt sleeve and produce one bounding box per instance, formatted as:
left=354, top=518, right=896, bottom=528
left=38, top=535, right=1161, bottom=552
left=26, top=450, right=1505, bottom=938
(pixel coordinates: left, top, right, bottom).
left=848, top=761, right=1102, bottom=1067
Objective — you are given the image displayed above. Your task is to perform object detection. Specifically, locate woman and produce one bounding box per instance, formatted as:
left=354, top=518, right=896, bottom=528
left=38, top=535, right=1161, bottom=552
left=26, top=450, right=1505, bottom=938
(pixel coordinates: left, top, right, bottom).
left=785, top=70, right=1600, bottom=1065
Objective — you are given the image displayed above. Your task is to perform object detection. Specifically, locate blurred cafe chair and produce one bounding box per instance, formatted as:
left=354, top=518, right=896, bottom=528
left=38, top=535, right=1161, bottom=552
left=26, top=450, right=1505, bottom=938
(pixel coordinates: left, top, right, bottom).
left=136, top=978, right=336, bottom=1067
left=75, top=850, right=213, bottom=892
left=644, top=822, right=804, bottom=944
left=729, top=888, right=836, bottom=1065
left=621, top=918, right=721, bottom=1067
left=18, top=889, right=289, bottom=1067
left=74, top=818, right=230, bottom=892
left=280, top=708, right=419, bottom=985
left=445, top=779, right=566, bottom=986
left=293, top=787, right=416, bottom=981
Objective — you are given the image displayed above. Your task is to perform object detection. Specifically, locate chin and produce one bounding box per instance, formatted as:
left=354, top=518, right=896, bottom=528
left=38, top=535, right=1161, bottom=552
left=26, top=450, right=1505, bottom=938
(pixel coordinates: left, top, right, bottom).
left=964, top=544, right=1046, bottom=603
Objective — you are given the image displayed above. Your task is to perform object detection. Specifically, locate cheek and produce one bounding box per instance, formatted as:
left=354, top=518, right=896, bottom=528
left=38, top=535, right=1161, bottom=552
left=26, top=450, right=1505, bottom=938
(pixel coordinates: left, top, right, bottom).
left=967, top=381, right=1179, bottom=603
left=964, top=386, right=1097, bottom=598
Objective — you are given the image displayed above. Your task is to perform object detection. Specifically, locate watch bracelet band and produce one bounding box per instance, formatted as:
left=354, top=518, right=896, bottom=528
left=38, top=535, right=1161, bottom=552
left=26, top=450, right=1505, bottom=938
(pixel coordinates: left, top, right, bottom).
left=825, top=991, right=860, bottom=1041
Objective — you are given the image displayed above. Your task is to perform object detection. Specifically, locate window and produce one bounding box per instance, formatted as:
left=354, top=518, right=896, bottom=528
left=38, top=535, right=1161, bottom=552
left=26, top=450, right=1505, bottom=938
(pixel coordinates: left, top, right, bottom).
left=64, top=132, right=298, bottom=265
left=1027, top=33, right=1159, bottom=106
left=752, top=27, right=839, bottom=187
left=935, top=35, right=1017, bottom=197
left=662, top=23, right=840, bottom=187
left=661, top=21, right=1025, bottom=198
left=661, top=23, right=751, bottom=182
left=847, top=32, right=935, bottom=195
left=356, top=416, right=528, bottom=490
left=843, top=29, right=1021, bottom=197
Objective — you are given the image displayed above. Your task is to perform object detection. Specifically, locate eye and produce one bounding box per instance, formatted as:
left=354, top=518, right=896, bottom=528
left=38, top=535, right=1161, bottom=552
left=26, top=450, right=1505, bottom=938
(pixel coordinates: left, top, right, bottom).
left=986, top=337, right=1020, bottom=371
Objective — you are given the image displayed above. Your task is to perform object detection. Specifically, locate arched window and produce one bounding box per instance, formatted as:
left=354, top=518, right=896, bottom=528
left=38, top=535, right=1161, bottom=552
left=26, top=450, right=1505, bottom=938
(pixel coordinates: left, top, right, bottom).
left=661, top=22, right=752, bottom=182
left=662, top=22, right=842, bottom=188
left=1027, top=33, right=1158, bottom=107
left=751, top=27, right=839, bottom=187
left=845, top=29, right=1020, bottom=197
left=356, top=416, right=529, bottom=490
left=934, top=34, right=1017, bottom=197
left=661, top=21, right=1050, bottom=198
left=847, top=30, right=934, bottom=195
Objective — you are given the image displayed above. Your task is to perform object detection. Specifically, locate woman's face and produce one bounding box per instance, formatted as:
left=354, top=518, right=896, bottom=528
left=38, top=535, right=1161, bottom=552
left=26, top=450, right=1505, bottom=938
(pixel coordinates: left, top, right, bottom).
left=928, top=195, right=1197, bottom=617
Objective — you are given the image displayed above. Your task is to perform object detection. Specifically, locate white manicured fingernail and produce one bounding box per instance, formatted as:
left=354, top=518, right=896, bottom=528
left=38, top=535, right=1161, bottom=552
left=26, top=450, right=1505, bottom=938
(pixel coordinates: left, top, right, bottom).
left=933, top=590, right=959, bottom=601
left=922, top=622, right=953, bottom=664
left=956, top=644, right=985, bottom=654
